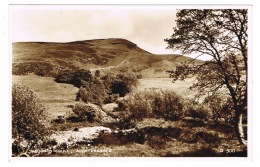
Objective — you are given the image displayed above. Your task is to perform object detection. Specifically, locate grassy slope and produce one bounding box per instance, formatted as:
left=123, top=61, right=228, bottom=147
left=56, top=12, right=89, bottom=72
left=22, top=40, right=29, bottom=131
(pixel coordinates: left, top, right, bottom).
left=12, top=75, right=78, bottom=120
left=12, top=38, right=201, bottom=77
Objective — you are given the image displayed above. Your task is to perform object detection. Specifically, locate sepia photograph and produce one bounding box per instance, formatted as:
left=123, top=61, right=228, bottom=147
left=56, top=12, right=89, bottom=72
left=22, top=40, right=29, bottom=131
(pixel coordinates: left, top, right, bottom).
left=10, top=5, right=250, bottom=157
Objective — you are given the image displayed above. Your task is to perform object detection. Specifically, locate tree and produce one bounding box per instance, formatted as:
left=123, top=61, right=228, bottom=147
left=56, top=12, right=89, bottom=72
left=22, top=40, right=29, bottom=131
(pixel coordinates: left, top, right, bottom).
left=12, top=84, right=48, bottom=156
left=55, top=69, right=93, bottom=87
left=110, top=73, right=138, bottom=97
left=165, top=9, right=248, bottom=145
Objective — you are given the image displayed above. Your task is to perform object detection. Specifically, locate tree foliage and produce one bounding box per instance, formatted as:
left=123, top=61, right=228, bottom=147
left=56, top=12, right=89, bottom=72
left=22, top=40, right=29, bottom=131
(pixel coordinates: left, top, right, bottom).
left=12, top=84, right=48, bottom=156
left=102, top=73, right=138, bottom=97
left=55, top=69, right=92, bottom=87
left=165, top=9, right=248, bottom=145
left=76, top=78, right=107, bottom=105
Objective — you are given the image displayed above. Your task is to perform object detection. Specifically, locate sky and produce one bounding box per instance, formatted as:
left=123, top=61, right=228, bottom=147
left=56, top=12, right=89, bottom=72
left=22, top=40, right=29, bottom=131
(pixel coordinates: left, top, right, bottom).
left=10, top=5, right=178, bottom=54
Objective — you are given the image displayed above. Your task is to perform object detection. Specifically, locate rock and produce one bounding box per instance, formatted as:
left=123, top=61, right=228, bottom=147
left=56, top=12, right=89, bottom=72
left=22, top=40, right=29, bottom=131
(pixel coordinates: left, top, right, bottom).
left=49, top=126, right=112, bottom=147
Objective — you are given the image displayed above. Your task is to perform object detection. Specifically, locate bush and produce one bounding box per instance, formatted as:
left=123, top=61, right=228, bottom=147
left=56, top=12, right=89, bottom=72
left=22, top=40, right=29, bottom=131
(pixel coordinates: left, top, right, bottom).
left=152, top=91, right=184, bottom=120
left=127, top=92, right=153, bottom=120
left=126, top=90, right=185, bottom=121
left=56, top=70, right=138, bottom=105
left=12, top=84, right=48, bottom=156
left=102, top=73, right=138, bottom=97
left=203, top=93, right=234, bottom=124
left=184, top=100, right=212, bottom=121
left=12, top=62, right=60, bottom=77
left=137, top=74, right=143, bottom=79
left=54, top=69, right=74, bottom=84
left=95, top=70, right=101, bottom=78
left=55, top=69, right=92, bottom=88
left=55, top=69, right=108, bottom=105
left=72, top=102, right=96, bottom=122
left=51, top=115, right=65, bottom=124
left=71, top=69, right=93, bottom=87
left=195, top=131, right=220, bottom=144
left=76, top=78, right=107, bottom=105
left=116, top=99, right=128, bottom=111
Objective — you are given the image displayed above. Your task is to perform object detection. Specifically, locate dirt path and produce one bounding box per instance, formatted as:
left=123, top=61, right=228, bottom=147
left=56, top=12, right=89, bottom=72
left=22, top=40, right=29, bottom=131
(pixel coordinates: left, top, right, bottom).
left=90, top=59, right=130, bottom=72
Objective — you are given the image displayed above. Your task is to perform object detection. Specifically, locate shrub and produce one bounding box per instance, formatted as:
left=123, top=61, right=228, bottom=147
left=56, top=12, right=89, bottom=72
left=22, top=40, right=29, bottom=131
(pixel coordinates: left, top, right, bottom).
left=112, top=73, right=138, bottom=97
left=152, top=91, right=184, bottom=120
left=51, top=115, right=65, bottom=124
left=12, top=62, right=60, bottom=77
left=102, top=73, right=138, bottom=97
left=71, top=69, right=93, bottom=87
left=116, top=99, right=128, bottom=111
left=95, top=70, right=101, bottom=78
left=76, top=78, right=107, bottom=105
left=54, top=69, right=74, bottom=84
left=12, top=84, right=48, bottom=156
left=127, top=92, right=153, bottom=120
left=72, top=102, right=96, bottom=122
left=55, top=69, right=107, bottom=105
left=76, top=87, right=88, bottom=102
left=184, top=100, right=212, bottom=121
left=126, top=90, right=185, bottom=121
left=110, top=94, right=120, bottom=102
left=203, top=93, right=234, bottom=124
left=55, top=69, right=93, bottom=88
left=136, top=74, right=143, bottom=79
left=195, top=131, right=220, bottom=144
left=147, top=135, right=167, bottom=149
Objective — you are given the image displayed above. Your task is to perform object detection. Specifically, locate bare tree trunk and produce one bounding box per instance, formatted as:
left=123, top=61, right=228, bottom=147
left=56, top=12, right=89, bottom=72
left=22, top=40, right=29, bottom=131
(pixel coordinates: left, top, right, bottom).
left=234, top=111, right=247, bottom=145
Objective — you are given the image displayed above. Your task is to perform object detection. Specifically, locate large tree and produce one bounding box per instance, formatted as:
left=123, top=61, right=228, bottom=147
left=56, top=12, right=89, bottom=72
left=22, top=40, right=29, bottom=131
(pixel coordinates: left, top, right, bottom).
left=165, top=9, right=248, bottom=145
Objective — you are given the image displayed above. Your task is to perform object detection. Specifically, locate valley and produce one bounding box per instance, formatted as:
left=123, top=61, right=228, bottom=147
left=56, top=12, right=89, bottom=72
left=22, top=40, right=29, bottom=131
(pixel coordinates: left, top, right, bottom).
left=11, top=38, right=247, bottom=157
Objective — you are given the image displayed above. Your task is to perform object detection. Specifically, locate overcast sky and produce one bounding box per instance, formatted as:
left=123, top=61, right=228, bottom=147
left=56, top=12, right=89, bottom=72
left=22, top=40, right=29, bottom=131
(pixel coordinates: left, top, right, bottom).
left=10, top=5, right=178, bottom=54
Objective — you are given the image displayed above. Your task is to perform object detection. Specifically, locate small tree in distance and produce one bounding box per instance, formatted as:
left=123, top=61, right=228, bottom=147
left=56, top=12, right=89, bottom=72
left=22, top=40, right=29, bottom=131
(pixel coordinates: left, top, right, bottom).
left=95, top=70, right=101, bottom=78
left=165, top=9, right=248, bottom=145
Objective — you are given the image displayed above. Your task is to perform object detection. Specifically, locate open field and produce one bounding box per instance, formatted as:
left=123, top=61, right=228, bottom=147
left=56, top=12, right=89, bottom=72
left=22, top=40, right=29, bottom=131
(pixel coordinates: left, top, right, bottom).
left=136, top=77, right=197, bottom=98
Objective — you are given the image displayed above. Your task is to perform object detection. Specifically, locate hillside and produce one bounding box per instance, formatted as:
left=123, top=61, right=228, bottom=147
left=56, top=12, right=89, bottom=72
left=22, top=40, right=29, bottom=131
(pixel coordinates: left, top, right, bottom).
left=12, top=75, right=79, bottom=120
left=12, top=38, right=201, bottom=77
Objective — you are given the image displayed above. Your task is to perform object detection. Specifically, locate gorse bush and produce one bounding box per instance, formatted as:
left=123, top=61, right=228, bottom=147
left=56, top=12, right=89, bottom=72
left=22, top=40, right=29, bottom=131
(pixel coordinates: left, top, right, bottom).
left=12, top=84, right=48, bottom=156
